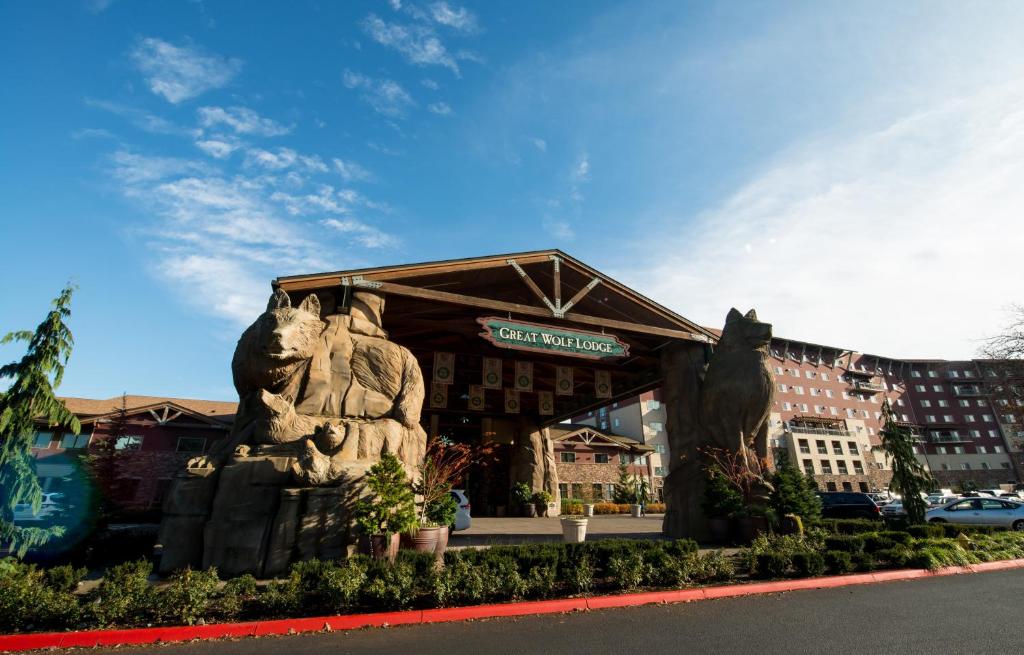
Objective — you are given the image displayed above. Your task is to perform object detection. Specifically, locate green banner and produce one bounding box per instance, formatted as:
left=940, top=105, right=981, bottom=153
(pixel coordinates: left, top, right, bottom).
left=477, top=316, right=629, bottom=360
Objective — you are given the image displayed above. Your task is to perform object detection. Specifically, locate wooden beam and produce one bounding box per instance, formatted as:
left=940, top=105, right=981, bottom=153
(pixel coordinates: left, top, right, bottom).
left=561, top=277, right=601, bottom=314
left=366, top=280, right=706, bottom=342
left=507, top=259, right=556, bottom=314
left=551, top=255, right=562, bottom=308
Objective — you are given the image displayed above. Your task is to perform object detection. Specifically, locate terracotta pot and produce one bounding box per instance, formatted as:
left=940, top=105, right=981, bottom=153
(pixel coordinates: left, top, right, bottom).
left=434, top=525, right=449, bottom=558
left=364, top=533, right=400, bottom=562
left=410, top=526, right=442, bottom=554
left=734, top=516, right=769, bottom=544
left=708, top=517, right=730, bottom=544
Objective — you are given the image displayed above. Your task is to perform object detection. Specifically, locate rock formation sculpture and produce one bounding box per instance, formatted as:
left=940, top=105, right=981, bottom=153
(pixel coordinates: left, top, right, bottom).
left=661, top=308, right=775, bottom=540
left=159, top=288, right=427, bottom=576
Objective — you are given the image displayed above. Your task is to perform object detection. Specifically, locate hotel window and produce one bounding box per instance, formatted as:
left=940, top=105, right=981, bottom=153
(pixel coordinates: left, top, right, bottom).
left=791, top=369, right=800, bottom=378
left=829, top=407, right=838, bottom=416
left=837, top=461, right=849, bottom=475
left=981, top=462, right=991, bottom=470
left=797, top=403, right=807, bottom=412
left=948, top=371, right=959, bottom=378
left=842, top=392, right=850, bottom=400
left=647, top=400, right=661, bottom=412
left=595, top=453, right=610, bottom=463
left=928, top=371, right=938, bottom=378
left=810, top=388, right=819, bottom=397
left=559, top=483, right=569, bottom=498
left=938, top=400, right=949, bottom=408
left=977, top=446, right=988, bottom=454
left=560, top=452, right=576, bottom=463
left=775, top=366, right=784, bottom=375
left=655, top=467, right=666, bottom=476
left=911, top=371, right=921, bottom=378
left=649, top=422, right=663, bottom=432
left=971, top=430, right=981, bottom=438
left=115, top=435, right=144, bottom=451
left=965, top=415, right=976, bottom=423
left=798, top=439, right=810, bottom=454
left=943, top=415, right=954, bottom=422
left=821, top=461, right=833, bottom=475
left=933, top=385, right=943, bottom=393
left=176, top=437, right=207, bottom=453
left=989, top=430, right=998, bottom=438
left=902, top=414, right=910, bottom=422
left=938, top=446, right=948, bottom=454
left=977, top=400, right=987, bottom=407
left=962, top=463, right=972, bottom=470
left=847, top=408, right=856, bottom=418
left=926, top=415, right=937, bottom=423
left=805, top=371, right=815, bottom=379
left=654, top=444, right=666, bottom=454
left=920, top=400, right=932, bottom=408
left=964, top=370, right=976, bottom=378
left=816, top=440, right=828, bottom=454
left=613, top=418, right=620, bottom=428
left=822, top=373, right=830, bottom=382
left=959, top=400, right=970, bottom=407
left=593, top=483, right=604, bottom=499
left=983, top=414, right=994, bottom=422
left=803, top=460, right=815, bottom=475
left=954, top=446, right=965, bottom=454
left=816, top=405, right=826, bottom=414
left=32, top=431, right=54, bottom=449
left=874, top=412, right=882, bottom=420
left=868, top=428, right=875, bottom=436
left=794, top=386, right=804, bottom=395
left=915, top=385, right=926, bottom=392
left=832, top=441, right=843, bottom=455
left=60, top=431, right=91, bottom=449
left=897, top=399, right=905, bottom=406
left=778, top=383, right=787, bottom=392
left=848, top=442, right=859, bottom=454
left=853, top=460, right=864, bottom=474
left=861, top=410, right=870, bottom=418
left=995, top=446, right=1004, bottom=453
left=783, top=402, right=792, bottom=411
left=825, top=390, right=833, bottom=398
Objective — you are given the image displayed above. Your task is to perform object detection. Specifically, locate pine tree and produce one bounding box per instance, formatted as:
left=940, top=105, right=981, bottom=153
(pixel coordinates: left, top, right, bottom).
left=878, top=399, right=933, bottom=524
left=0, top=285, right=80, bottom=556
left=612, top=461, right=636, bottom=504
left=769, top=454, right=822, bottom=521
left=354, top=452, right=417, bottom=535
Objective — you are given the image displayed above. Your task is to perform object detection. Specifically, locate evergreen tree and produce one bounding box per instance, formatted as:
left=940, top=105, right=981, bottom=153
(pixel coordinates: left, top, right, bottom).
left=878, top=399, right=933, bottom=524
left=612, top=461, right=636, bottom=503
left=0, top=285, right=80, bottom=556
left=702, top=467, right=744, bottom=518
left=354, top=452, right=417, bottom=535
left=769, top=454, right=822, bottom=521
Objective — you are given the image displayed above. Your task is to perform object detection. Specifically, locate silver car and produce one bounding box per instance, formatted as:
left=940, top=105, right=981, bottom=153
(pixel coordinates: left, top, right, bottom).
left=926, top=498, right=1024, bottom=530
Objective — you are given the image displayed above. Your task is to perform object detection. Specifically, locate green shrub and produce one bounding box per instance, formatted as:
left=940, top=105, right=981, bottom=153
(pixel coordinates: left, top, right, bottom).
left=851, top=552, right=876, bottom=572
left=863, top=534, right=896, bottom=553
left=824, top=550, right=853, bottom=574
left=875, top=546, right=912, bottom=568
left=219, top=574, right=257, bottom=620
left=609, top=552, right=649, bottom=590
left=689, top=550, right=735, bottom=583
left=769, top=462, right=822, bottom=522
left=0, top=559, right=82, bottom=632
left=89, top=559, right=155, bottom=627
left=823, top=535, right=865, bottom=554
left=907, top=524, right=944, bottom=539
left=752, top=551, right=790, bottom=579
left=563, top=553, right=594, bottom=594
left=817, top=519, right=882, bottom=535
left=791, top=551, right=826, bottom=578
left=361, top=560, right=416, bottom=610
left=159, top=568, right=220, bottom=626
left=877, top=530, right=913, bottom=546
left=43, top=564, right=87, bottom=593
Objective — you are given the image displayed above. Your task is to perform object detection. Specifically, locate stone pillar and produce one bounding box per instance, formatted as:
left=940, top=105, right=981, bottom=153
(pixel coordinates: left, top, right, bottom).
left=157, top=465, right=219, bottom=574
left=661, top=341, right=710, bottom=540
left=509, top=419, right=560, bottom=507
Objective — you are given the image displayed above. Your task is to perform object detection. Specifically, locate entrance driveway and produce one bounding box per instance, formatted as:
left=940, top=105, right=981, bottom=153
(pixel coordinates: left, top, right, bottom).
left=449, top=514, right=666, bottom=547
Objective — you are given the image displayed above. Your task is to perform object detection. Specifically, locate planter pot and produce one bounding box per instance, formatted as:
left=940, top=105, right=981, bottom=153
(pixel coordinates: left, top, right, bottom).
left=363, top=533, right=400, bottom=562
left=523, top=503, right=537, bottom=518
left=708, top=517, right=730, bottom=544
left=583, top=504, right=595, bottom=517
left=495, top=505, right=507, bottom=517
left=434, top=525, right=449, bottom=559
left=410, top=526, right=443, bottom=554
left=734, top=516, right=769, bottom=544
left=535, top=504, right=548, bottom=518
left=561, top=517, right=588, bottom=543
left=631, top=504, right=643, bottom=518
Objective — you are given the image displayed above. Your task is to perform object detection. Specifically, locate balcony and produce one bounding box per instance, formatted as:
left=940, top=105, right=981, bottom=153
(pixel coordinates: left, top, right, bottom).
left=845, top=368, right=876, bottom=379
left=953, top=385, right=984, bottom=397
left=928, top=433, right=973, bottom=444
left=786, top=425, right=854, bottom=438
left=849, top=380, right=884, bottom=394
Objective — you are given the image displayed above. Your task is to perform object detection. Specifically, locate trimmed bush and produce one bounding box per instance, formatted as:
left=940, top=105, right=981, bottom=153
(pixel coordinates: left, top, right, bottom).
left=160, top=568, right=220, bottom=626
left=752, top=551, right=790, bottom=579
left=791, top=551, right=826, bottom=578
left=219, top=574, right=257, bottom=620
left=824, top=535, right=866, bottom=554
left=907, top=524, right=945, bottom=539
left=817, top=519, right=882, bottom=535
left=824, top=550, right=854, bottom=574
left=89, top=559, right=155, bottom=627
left=0, top=559, right=82, bottom=632
left=875, top=546, right=912, bottom=568
left=851, top=552, right=876, bottom=572
left=608, top=552, right=649, bottom=590
left=361, top=559, right=415, bottom=610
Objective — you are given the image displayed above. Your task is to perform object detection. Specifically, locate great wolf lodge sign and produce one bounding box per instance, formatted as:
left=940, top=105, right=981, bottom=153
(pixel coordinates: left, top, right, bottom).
left=477, top=316, right=629, bottom=360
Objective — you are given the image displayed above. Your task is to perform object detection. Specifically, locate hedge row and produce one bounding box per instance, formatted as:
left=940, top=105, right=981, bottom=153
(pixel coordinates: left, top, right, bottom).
left=816, top=518, right=1009, bottom=538
left=1, top=538, right=726, bottom=633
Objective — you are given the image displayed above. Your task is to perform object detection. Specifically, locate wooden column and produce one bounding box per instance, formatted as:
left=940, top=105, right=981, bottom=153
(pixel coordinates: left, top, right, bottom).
left=660, top=340, right=711, bottom=540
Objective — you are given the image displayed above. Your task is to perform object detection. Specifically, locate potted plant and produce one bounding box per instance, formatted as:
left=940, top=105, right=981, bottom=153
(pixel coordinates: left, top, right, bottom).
left=412, top=438, right=475, bottom=557
left=561, top=514, right=588, bottom=543
left=512, top=482, right=535, bottom=517
left=701, top=466, right=743, bottom=543
left=354, top=452, right=417, bottom=562
left=531, top=490, right=552, bottom=517
left=702, top=447, right=773, bottom=544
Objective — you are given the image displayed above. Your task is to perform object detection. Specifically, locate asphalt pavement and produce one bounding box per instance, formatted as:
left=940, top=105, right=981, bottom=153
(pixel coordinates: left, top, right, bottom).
left=87, top=569, right=1024, bottom=655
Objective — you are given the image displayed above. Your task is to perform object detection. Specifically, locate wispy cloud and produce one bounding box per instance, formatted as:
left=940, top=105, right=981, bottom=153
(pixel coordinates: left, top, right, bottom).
left=333, top=158, right=373, bottom=182
left=195, top=136, right=241, bottom=159
left=70, top=127, right=115, bottom=140
left=530, top=137, right=547, bottom=152
left=85, top=97, right=195, bottom=136
left=421, top=78, right=440, bottom=90
left=362, top=14, right=459, bottom=74
left=243, top=147, right=328, bottom=172
left=197, top=106, right=292, bottom=136
left=130, top=37, right=242, bottom=103
left=427, top=101, right=452, bottom=115
left=633, top=79, right=1024, bottom=359
left=429, top=2, right=478, bottom=33
left=323, top=217, right=399, bottom=249
left=342, top=69, right=415, bottom=118
left=542, top=217, right=574, bottom=240
left=569, top=151, right=590, bottom=201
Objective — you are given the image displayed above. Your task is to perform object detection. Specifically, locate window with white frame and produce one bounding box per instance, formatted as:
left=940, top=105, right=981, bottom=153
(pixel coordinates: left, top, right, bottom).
left=783, top=402, right=792, bottom=410
left=649, top=422, right=663, bottom=432
left=926, top=415, right=937, bottom=423
left=933, top=385, right=943, bottom=393
left=794, top=386, right=804, bottom=395
left=915, top=385, right=926, bottom=392
left=911, top=371, right=921, bottom=378
left=928, top=371, right=938, bottom=378
left=943, top=415, right=954, bottom=422
left=965, top=415, right=976, bottom=423
left=977, top=446, right=987, bottom=454
left=830, top=407, right=838, bottom=415
left=938, top=400, right=949, bottom=408
left=115, top=435, right=144, bottom=450
left=778, top=383, right=787, bottom=392
left=920, top=400, right=932, bottom=408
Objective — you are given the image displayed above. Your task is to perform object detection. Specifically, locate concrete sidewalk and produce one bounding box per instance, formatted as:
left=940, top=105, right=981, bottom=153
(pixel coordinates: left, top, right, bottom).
left=448, top=514, right=668, bottom=547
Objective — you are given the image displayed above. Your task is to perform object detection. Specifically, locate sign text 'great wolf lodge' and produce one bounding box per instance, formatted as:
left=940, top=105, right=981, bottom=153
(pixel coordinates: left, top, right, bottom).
left=477, top=316, right=629, bottom=360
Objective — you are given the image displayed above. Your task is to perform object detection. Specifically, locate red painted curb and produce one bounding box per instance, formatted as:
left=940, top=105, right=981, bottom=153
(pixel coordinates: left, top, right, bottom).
left=2, top=558, right=1022, bottom=653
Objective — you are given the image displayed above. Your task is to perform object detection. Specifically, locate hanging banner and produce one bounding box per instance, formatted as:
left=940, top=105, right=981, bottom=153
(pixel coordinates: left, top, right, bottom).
left=433, top=352, right=455, bottom=384
left=429, top=382, right=448, bottom=409
left=538, top=390, right=554, bottom=416
left=504, top=389, right=520, bottom=414
left=555, top=365, right=574, bottom=396
left=594, top=370, right=613, bottom=398
left=477, top=317, right=629, bottom=360
left=468, top=385, right=485, bottom=411
left=482, top=357, right=503, bottom=389
left=514, top=361, right=534, bottom=392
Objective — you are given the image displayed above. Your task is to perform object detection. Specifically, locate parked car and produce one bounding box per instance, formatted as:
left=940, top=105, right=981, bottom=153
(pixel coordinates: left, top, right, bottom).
left=881, top=500, right=906, bottom=518
left=817, top=492, right=882, bottom=520
left=926, top=494, right=960, bottom=507
left=926, top=498, right=1024, bottom=530
left=12, top=492, right=67, bottom=523
left=450, top=489, right=471, bottom=531
left=977, top=489, right=1004, bottom=497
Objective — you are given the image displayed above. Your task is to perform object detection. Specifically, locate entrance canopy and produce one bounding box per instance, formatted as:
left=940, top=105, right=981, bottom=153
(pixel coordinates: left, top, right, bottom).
left=275, top=249, right=715, bottom=425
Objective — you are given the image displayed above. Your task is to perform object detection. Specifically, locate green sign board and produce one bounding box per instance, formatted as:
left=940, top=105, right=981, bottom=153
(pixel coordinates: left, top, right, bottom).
left=477, top=316, right=629, bottom=360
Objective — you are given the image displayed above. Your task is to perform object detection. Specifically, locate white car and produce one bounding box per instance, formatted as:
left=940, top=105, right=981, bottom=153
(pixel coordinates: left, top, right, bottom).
left=881, top=500, right=906, bottom=517
left=926, top=494, right=960, bottom=507
left=450, top=489, right=471, bottom=531
left=926, top=498, right=1024, bottom=530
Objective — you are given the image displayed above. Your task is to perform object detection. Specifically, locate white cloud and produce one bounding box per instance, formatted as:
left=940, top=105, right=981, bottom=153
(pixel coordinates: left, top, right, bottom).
left=572, top=152, right=590, bottom=182
left=323, top=218, right=399, bottom=249
left=244, top=147, right=328, bottom=172
left=197, top=106, right=291, bottom=136
left=388, top=0, right=402, bottom=9
left=427, top=101, right=452, bottom=115
left=85, top=98, right=195, bottom=136
left=421, top=78, right=440, bottom=90
left=130, top=37, right=242, bottom=103
left=109, top=149, right=213, bottom=184
left=195, top=137, right=240, bottom=159
left=632, top=79, right=1024, bottom=359
left=542, top=217, right=575, bottom=240
left=530, top=137, right=547, bottom=152
left=362, top=14, right=459, bottom=74
left=429, top=2, right=478, bottom=33
left=342, top=69, right=415, bottom=118
left=70, top=127, right=114, bottom=140
left=333, top=158, right=373, bottom=182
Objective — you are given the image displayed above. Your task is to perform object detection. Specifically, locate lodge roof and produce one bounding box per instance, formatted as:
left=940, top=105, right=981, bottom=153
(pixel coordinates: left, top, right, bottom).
left=58, top=395, right=237, bottom=425
left=549, top=422, right=655, bottom=452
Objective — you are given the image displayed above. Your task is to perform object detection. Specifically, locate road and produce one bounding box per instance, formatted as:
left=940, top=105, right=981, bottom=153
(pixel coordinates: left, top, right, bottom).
left=92, top=569, right=1024, bottom=655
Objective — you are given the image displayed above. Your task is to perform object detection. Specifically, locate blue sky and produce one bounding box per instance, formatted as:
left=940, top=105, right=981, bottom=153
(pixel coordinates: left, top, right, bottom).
left=2, top=1, right=1023, bottom=401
